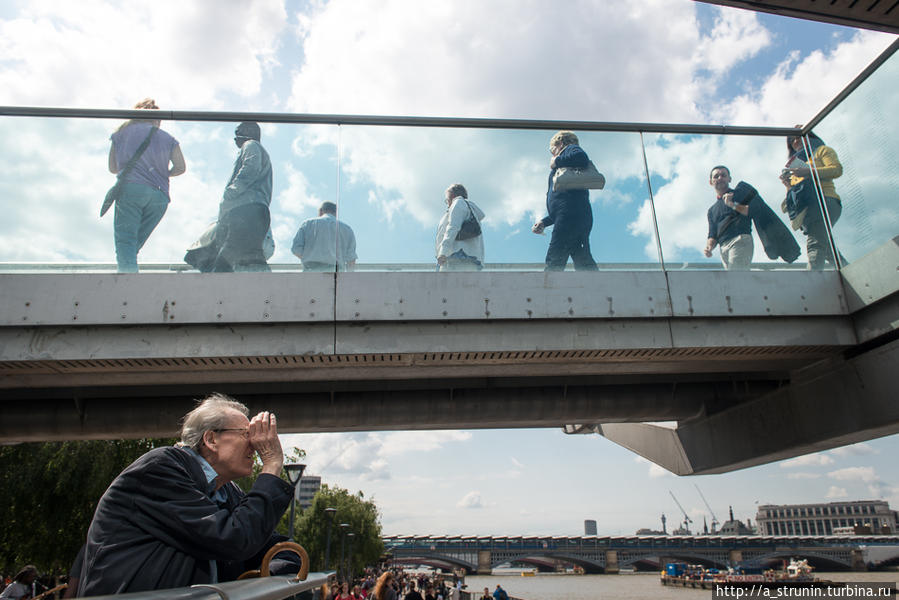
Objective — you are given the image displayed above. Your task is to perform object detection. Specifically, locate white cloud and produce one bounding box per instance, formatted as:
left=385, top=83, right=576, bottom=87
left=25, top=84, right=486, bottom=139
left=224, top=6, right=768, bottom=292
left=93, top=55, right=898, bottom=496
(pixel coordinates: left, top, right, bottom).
left=634, top=455, right=673, bottom=478
left=457, top=491, right=485, bottom=509
left=829, top=443, right=879, bottom=458
left=825, top=486, right=848, bottom=499
left=693, top=8, right=771, bottom=74
left=779, top=453, right=835, bottom=468
left=289, top=0, right=729, bottom=123
left=828, top=466, right=878, bottom=483
left=0, top=0, right=288, bottom=109
left=281, top=430, right=471, bottom=481
left=786, top=473, right=821, bottom=480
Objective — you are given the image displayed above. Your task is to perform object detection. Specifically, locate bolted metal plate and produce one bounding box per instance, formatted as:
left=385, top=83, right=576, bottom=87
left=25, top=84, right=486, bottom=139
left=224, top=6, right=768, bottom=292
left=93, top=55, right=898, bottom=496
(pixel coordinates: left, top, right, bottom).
left=666, top=270, right=847, bottom=317
left=334, top=271, right=672, bottom=320
left=0, top=273, right=335, bottom=326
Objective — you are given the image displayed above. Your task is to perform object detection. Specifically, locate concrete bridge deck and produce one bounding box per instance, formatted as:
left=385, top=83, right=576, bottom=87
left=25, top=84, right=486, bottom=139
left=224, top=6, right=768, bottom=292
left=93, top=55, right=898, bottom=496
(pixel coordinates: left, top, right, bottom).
left=1, top=237, right=897, bottom=475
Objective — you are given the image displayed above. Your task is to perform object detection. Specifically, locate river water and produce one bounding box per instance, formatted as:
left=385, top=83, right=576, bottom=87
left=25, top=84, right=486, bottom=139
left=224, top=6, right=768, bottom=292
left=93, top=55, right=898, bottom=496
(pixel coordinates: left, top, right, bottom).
left=464, top=572, right=898, bottom=600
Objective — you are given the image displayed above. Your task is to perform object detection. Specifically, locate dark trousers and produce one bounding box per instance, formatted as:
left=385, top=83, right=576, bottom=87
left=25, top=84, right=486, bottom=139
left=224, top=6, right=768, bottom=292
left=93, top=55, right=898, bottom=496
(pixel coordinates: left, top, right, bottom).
left=545, top=218, right=597, bottom=271
left=212, top=204, right=271, bottom=272
left=804, top=196, right=843, bottom=270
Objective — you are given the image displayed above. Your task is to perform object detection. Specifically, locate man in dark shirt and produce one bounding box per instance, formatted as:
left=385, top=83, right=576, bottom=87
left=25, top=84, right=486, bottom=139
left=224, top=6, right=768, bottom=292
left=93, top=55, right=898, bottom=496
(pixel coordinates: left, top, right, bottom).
left=78, top=393, right=296, bottom=596
left=703, top=165, right=753, bottom=270
left=404, top=581, right=424, bottom=600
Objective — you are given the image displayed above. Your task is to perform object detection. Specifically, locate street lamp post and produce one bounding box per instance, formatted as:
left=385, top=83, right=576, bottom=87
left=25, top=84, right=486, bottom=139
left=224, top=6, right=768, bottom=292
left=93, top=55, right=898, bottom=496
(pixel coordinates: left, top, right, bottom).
left=338, top=523, right=349, bottom=582
left=283, top=463, right=306, bottom=542
left=323, top=507, right=337, bottom=570
left=346, top=532, right=355, bottom=583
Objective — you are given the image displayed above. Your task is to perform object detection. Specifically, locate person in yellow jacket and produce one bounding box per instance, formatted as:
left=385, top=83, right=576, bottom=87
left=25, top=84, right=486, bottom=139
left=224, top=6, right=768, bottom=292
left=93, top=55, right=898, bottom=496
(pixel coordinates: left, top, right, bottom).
left=779, top=132, right=844, bottom=269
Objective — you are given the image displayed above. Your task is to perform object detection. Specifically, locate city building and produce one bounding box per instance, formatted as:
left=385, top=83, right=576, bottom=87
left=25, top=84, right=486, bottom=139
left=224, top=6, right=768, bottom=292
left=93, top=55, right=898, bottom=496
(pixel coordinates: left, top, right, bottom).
left=584, top=520, right=597, bottom=536
left=297, top=474, right=321, bottom=510
left=756, top=500, right=898, bottom=536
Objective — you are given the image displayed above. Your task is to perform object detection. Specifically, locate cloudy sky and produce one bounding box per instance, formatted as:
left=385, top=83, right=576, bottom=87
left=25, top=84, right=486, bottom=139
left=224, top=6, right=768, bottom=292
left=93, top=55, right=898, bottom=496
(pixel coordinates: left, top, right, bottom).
left=1, top=0, right=897, bottom=535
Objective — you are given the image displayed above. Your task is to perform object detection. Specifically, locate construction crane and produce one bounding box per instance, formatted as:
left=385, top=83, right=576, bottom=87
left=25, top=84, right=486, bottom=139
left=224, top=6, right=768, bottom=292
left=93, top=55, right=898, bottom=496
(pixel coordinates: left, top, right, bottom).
left=695, top=484, right=720, bottom=533
left=668, top=490, right=693, bottom=535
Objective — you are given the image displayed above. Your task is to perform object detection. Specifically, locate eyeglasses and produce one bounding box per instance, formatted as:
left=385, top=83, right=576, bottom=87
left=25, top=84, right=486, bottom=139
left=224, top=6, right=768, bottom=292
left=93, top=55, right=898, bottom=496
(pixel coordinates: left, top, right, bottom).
left=213, top=428, right=250, bottom=439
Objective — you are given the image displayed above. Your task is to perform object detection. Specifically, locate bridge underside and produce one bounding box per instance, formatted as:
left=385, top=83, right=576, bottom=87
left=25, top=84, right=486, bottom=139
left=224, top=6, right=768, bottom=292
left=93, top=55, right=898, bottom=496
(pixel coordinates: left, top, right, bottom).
left=1, top=239, right=897, bottom=475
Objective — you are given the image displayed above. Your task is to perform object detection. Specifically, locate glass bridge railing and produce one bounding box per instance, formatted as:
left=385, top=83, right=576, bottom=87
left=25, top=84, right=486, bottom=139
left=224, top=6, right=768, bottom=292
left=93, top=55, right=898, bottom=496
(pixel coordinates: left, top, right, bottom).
left=0, top=44, right=895, bottom=275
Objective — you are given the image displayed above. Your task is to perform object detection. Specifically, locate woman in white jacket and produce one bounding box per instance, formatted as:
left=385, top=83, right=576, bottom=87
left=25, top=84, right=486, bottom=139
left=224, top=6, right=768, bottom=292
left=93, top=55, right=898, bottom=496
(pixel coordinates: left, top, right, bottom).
left=435, top=183, right=485, bottom=271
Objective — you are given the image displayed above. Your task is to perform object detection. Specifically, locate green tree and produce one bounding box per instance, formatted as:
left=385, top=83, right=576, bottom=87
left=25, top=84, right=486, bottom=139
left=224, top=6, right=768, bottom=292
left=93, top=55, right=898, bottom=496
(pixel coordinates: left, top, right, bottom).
left=293, top=484, right=385, bottom=578
left=0, top=438, right=175, bottom=575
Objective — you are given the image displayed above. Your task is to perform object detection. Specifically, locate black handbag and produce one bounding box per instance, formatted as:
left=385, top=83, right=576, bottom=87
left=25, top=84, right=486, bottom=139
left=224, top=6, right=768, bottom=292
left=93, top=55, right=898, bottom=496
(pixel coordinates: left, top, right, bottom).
left=101, top=127, right=157, bottom=217
left=455, top=200, right=482, bottom=240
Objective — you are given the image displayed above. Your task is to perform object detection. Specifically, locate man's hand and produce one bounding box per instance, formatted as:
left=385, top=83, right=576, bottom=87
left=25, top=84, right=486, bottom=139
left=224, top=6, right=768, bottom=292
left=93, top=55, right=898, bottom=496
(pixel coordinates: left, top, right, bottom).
left=248, top=411, right=284, bottom=477
left=532, top=221, right=545, bottom=235
left=437, top=255, right=447, bottom=266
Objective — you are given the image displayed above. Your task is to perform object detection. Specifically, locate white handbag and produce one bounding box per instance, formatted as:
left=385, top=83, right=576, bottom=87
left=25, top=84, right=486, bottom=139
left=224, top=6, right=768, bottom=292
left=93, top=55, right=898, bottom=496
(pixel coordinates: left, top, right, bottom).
left=553, top=160, right=606, bottom=191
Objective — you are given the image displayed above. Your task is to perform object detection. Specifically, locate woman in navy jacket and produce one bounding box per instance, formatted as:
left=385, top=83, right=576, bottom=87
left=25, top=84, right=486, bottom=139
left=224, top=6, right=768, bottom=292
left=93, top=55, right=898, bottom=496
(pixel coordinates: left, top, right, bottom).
left=532, top=131, right=598, bottom=271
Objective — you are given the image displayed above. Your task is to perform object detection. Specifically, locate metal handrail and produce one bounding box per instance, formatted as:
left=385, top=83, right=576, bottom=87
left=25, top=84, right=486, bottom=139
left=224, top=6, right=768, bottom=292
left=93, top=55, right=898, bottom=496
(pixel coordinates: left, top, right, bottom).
left=803, top=37, right=899, bottom=134
left=80, top=571, right=332, bottom=600
left=0, top=261, right=810, bottom=273
left=0, top=104, right=801, bottom=137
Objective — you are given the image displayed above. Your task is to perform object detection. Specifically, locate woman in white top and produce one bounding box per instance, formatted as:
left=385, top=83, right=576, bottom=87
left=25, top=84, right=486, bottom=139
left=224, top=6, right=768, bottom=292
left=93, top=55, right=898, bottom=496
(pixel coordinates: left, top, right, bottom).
left=435, top=183, right=485, bottom=271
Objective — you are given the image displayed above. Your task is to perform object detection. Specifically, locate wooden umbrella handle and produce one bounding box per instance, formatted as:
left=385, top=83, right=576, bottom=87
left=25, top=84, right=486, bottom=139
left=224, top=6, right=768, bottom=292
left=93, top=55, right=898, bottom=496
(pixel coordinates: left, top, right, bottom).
left=259, top=541, right=310, bottom=581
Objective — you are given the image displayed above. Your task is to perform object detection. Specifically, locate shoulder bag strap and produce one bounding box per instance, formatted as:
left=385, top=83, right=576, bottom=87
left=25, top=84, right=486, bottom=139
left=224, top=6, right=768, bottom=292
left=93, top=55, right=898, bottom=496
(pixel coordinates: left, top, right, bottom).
left=464, top=199, right=475, bottom=220
left=115, top=126, right=157, bottom=182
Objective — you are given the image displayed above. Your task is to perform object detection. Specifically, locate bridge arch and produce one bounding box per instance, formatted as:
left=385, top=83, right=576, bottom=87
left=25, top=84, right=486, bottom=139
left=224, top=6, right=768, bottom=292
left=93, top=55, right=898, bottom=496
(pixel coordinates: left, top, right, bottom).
left=490, top=551, right=606, bottom=574
left=391, top=554, right=477, bottom=574
left=745, top=551, right=852, bottom=571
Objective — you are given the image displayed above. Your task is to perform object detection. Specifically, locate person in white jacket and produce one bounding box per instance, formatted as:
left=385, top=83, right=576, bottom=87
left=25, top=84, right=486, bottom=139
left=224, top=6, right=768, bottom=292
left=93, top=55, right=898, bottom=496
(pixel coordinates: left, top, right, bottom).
left=435, top=183, right=485, bottom=271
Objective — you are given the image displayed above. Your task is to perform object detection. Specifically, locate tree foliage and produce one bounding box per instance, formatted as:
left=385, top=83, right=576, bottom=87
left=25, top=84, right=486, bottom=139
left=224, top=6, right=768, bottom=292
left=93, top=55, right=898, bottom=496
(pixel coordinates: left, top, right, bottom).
left=0, top=438, right=175, bottom=575
left=293, top=484, right=385, bottom=578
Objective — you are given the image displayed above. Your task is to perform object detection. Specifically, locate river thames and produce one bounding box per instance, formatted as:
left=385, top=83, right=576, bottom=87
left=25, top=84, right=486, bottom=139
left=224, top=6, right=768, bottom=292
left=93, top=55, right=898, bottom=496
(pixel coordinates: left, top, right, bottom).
left=464, top=572, right=898, bottom=600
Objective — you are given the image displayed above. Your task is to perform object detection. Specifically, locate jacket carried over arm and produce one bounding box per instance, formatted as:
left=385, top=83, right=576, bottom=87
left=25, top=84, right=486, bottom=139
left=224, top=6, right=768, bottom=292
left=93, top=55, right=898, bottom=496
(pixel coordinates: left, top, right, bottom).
left=78, top=446, right=294, bottom=596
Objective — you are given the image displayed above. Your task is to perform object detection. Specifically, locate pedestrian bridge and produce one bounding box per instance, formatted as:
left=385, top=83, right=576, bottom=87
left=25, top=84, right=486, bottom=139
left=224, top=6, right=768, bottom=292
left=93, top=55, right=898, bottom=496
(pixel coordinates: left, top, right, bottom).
left=382, top=534, right=899, bottom=574
left=1, top=40, right=897, bottom=475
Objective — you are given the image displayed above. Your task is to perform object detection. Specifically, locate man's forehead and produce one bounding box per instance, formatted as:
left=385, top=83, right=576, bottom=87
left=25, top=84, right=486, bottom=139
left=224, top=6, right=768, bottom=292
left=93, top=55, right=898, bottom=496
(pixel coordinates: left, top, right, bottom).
left=223, top=410, right=250, bottom=427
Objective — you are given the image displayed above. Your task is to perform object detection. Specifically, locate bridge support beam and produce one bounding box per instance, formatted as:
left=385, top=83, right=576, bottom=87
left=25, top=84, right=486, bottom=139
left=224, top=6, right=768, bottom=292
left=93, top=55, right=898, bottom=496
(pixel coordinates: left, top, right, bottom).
left=477, top=551, right=492, bottom=575
left=605, top=551, right=619, bottom=574
left=593, top=336, right=899, bottom=474
left=851, top=550, right=867, bottom=571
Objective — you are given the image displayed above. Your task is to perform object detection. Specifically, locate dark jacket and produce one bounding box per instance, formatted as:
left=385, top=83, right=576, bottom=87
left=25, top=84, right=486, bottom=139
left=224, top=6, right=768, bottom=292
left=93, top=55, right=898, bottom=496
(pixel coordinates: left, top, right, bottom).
left=541, top=144, right=592, bottom=228
left=78, top=446, right=294, bottom=596
left=733, top=181, right=800, bottom=263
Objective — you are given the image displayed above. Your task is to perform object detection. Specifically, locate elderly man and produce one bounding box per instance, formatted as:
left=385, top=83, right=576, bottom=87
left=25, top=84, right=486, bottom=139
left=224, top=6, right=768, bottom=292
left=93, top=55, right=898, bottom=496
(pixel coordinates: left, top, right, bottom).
left=78, top=394, right=295, bottom=596
left=291, top=201, right=357, bottom=272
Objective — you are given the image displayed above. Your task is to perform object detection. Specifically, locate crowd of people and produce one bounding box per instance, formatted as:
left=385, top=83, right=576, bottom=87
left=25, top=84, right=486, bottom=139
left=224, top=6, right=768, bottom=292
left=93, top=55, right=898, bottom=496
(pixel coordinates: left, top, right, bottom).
left=108, top=99, right=843, bottom=274
left=322, top=568, right=513, bottom=600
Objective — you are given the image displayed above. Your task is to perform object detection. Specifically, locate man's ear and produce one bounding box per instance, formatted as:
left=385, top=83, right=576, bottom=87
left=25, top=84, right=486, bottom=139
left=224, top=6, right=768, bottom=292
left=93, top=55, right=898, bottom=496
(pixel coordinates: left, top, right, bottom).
left=201, top=430, right=217, bottom=453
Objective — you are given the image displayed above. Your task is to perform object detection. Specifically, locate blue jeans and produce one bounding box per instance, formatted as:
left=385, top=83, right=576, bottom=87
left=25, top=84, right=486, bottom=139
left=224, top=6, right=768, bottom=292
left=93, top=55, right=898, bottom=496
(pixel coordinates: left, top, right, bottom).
left=114, top=183, right=169, bottom=273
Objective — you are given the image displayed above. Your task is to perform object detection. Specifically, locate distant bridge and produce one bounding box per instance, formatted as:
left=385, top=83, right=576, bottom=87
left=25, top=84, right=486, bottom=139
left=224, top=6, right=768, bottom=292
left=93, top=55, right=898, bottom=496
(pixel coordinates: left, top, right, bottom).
left=382, top=534, right=899, bottom=574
